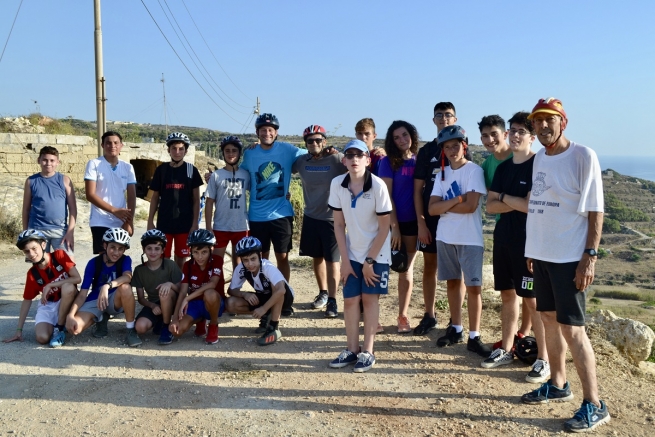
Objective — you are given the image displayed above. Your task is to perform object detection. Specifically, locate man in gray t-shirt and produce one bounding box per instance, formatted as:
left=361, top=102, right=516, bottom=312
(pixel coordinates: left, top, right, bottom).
left=292, top=125, right=346, bottom=318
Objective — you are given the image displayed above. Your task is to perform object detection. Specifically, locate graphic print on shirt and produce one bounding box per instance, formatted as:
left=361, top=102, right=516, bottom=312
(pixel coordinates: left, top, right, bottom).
left=255, top=161, right=284, bottom=200
left=222, top=178, right=246, bottom=209
left=531, top=172, right=551, bottom=197
left=443, top=181, right=462, bottom=200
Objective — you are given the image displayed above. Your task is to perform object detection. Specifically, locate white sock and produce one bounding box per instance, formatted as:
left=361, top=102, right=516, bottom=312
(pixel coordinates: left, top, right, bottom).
left=452, top=324, right=463, bottom=333
left=469, top=330, right=479, bottom=339
left=125, top=321, right=135, bottom=329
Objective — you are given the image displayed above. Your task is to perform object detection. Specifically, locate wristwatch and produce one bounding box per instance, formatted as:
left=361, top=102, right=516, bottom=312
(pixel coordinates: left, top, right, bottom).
left=365, top=257, right=376, bottom=265
left=583, top=248, right=598, bottom=257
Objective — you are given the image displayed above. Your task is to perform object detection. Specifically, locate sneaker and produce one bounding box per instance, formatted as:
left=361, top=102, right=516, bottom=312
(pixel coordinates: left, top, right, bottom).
left=437, top=326, right=464, bottom=347
left=281, top=306, right=295, bottom=317
left=205, top=323, right=219, bottom=344
left=194, top=319, right=207, bottom=337
left=254, top=313, right=271, bottom=334
left=49, top=327, right=66, bottom=348
left=257, top=325, right=281, bottom=346
left=526, top=359, right=551, bottom=384
left=468, top=336, right=492, bottom=357
left=312, top=291, right=329, bottom=309
left=353, top=351, right=376, bottom=373
left=93, top=313, right=110, bottom=338
left=126, top=328, right=142, bottom=347
left=397, top=315, right=412, bottom=334
left=329, top=349, right=359, bottom=368
left=521, top=380, right=574, bottom=404
left=158, top=325, right=174, bottom=345
left=481, top=348, right=514, bottom=368
left=492, top=331, right=526, bottom=352
left=325, top=299, right=338, bottom=318
left=564, top=399, right=611, bottom=433
left=376, top=323, right=384, bottom=334
left=413, top=313, right=437, bottom=336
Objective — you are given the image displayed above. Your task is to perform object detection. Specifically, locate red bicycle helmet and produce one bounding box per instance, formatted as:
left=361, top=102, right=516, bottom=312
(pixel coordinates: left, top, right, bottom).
left=303, top=125, right=327, bottom=139
left=528, top=97, right=567, bottom=121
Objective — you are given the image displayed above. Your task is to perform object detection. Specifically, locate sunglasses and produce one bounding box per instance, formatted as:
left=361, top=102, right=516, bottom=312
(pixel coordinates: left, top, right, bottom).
left=306, top=138, right=324, bottom=145
left=344, top=153, right=368, bottom=160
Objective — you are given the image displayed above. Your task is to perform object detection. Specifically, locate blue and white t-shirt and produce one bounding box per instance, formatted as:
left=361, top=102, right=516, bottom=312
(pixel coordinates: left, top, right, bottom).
left=81, top=255, right=133, bottom=301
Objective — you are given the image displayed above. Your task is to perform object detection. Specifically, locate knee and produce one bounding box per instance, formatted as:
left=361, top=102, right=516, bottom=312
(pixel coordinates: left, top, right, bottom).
left=60, top=283, right=77, bottom=298
left=36, top=333, right=50, bottom=344
left=135, top=318, right=150, bottom=334
left=203, top=290, right=219, bottom=305
left=118, top=283, right=134, bottom=299
left=500, top=290, right=517, bottom=304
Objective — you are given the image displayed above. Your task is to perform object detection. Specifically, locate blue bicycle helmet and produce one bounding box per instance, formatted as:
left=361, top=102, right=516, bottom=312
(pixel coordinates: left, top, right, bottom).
left=436, top=125, right=467, bottom=146
left=16, top=229, right=47, bottom=250
left=235, top=236, right=263, bottom=257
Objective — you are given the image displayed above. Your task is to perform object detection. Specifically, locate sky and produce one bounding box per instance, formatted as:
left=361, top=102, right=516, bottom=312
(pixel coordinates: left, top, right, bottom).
left=1, top=0, right=654, bottom=156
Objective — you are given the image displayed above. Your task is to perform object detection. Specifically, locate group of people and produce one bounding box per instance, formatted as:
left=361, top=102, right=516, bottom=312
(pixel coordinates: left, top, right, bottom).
left=3, top=97, right=610, bottom=432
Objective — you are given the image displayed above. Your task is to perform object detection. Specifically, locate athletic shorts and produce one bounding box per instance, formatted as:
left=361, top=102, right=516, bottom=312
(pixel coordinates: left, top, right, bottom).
left=38, top=228, right=68, bottom=253
left=398, top=220, right=418, bottom=237
left=34, top=300, right=60, bottom=326
left=136, top=305, right=163, bottom=330
left=164, top=233, right=190, bottom=258
left=247, top=289, right=295, bottom=312
left=343, top=260, right=390, bottom=299
left=249, top=217, right=293, bottom=254
left=417, top=215, right=439, bottom=254
left=91, top=226, right=110, bottom=254
left=532, top=259, right=586, bottom=326
left=436, top=241, right=483, bottom=286
left=299, top=216, right=339, bottom=262
left=213, top=230, right=249, bottom=250
left=79, top=291, right=123, bottom=321
left=493, top=241, right=535, bottom=298
left=186, top=298, right=225, bottom=321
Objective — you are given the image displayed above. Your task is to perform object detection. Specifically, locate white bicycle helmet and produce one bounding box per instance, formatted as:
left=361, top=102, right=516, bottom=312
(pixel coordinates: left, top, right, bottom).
left=141, top=229, right=167, bottom=248
left=16, top=229, right=47, bottom=249
left=235, top=236, right=263, bottom=257
left=103, top=228, right=131, bottom=249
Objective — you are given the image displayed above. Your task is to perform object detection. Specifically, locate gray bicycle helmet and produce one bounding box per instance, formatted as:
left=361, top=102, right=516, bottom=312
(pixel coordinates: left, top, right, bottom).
left=436, top=125, right=467, bottom=146
left=141, top=229, right=167, bottom=248
left=220, top=135, right=243, bottom=151
left=16, top=229, right=47, bottom=250
left=166, top=131, right=191, bottom=148
left=187, top=229, right=216, bottom=247
left=255, top=113, right=280, bottom=129
left=103, top=227, right=131, bottom=249
left=235, top=236, right=263, bottom=257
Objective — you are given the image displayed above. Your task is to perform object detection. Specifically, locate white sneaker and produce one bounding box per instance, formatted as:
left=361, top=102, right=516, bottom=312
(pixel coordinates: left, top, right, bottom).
left=526, top=359, right=551, bottom=383
left=481, top=348, right=514, bottom=368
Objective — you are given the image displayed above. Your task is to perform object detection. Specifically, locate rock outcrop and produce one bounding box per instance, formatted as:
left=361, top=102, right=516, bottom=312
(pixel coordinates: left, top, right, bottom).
left=587, top=309, right=655, bottom=364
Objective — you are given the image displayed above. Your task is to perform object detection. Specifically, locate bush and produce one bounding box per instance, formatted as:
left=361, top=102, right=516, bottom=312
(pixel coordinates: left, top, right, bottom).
left=603, top=218, right=621, bottom=233
left=289, top=178, right=304, bottom=237
left=630, top=253, right=642, bottom=262
left=0, top=208, right=21, bottom=243
left=598, top=248, right=609, bottom=259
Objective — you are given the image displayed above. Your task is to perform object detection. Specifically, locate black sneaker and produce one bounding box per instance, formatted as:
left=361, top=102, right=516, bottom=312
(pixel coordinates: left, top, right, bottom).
left=93, top=312, right=110, bottom=338
left=325, top=298, right=338, bottom=318
left=413, top=313, right=437, bottom=335
left=254, top=313, right=271, bottom=334
left=521, top=380, right=574, bottom=404
left=436, top=326, right=464, bottom=347
left=564, top=399, right=610, bottom=432
left=281, top=306, right=295, bottom=317
left=467, top=336, right=492, bottom=358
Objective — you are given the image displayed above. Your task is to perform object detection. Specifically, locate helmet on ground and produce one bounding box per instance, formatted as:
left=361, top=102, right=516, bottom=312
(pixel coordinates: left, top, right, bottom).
left=515, top=336, right=539, bottom=365
left=390, top=242, right=409, bottom=273
left=166, top=132, right=191, bottom=147
left=303, top=125, right=327, bottom=139
left=436, top=125, right=467, bottom=147
left=255, top=113, right=280, bottom=130
left=527, top=97, right=567, bottom=121
left=187, top=229, right=216, bottom=247
left=220, top=135, right=243, bottom=151
left=16, top=229, right=47, bottom=249
left=141, top=229, right=167, bottom=248
left=103, top=228, right=131, bottom=249
left=235, top=236, right=263, bottom=257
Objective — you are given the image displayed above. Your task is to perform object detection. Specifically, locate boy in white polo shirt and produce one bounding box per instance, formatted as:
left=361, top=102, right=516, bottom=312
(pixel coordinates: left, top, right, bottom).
left=327, top=139, right=392, bottom=373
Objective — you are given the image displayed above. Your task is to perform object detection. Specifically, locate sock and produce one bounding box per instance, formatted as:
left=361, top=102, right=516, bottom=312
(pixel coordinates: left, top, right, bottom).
left=162, top=323, right=170, bottom=332
left=319, top=289, right=328, bottom=295
left=469, top=330, right=480, bottom=339
left=452, top=324, right=463, bottom=333
left=269, top=320, right=279, bottom=330
left=126, top=321, right=135, bottom=329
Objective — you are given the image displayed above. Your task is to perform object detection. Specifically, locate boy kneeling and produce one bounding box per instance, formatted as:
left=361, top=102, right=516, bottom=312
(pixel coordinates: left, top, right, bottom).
left=66, top=228, right=142, bottom=347
left=225, top=236, right=294, bottom=346
left=169, top=229, right=224, bottom=344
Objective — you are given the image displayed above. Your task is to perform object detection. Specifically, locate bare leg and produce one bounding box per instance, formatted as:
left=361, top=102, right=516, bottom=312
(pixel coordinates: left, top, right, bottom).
left=467, top=285, right=482, bottom=332
left=362, top=293, right=379, bottom=353
left=34, top=322, right=54, bottom=344
left=313, top=257, right=328, bottom=291
left=274, top=252, right=290, bottom=282
left=135, top=317, right=152, bottom=335
left=113, top=284, right=136, bottom=323
left=519, top=298, right=532, bottom=336
left=422, top=252, right=437, bottom=319
left=500, top=288, right=519, bottom=350
left=561, top=324, right=600, bottom=404
left=344, top=295, right=361, bottom=353
left=446, top=279, right=463, bottom=326
left=160, top=291, right=177, bottom=324
left=541, top=311, right=568, bottom=388
left=67, top=311, right=96, bottom=335
left=326, top=261, right=340, bottom=299
left=397, top=235, right=418, bottom=318
left=174, top=314, right=196, bottom=336
left=203, top=289, right=220, bottom=325
left=58, top=284, right=78, bottom=326
left=525, top=298, right=548, bottom=361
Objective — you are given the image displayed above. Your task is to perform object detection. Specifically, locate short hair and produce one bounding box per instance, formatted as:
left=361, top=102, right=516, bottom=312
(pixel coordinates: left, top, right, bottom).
left=38, top=146, right=59, bottom=158
left=478, top=114, right=506, bottom=132
left=355, top=118, right=376, bottom=133
left=102, top=131, right=123, bottom=144
left=384, top=120, right=420, bottom=171
left=507, top=111, right=534, bottom=135
left=434, top=102, right=456, bottom=114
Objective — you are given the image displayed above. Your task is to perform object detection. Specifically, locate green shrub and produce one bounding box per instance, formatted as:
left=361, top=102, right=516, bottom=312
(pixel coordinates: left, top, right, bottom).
left=0, top=209, right=21, bottom=243
left=593, top=289, right=641, bottom=300
left=630, top=253, right=642, bottom=262
left=289, top=178, right=305, bottom=237
left=589, top=297, right=602, bottom=304
left=435, top=300, right=449, bottom=311
left=598, top=248, right=609, bottom=259
left=603, top=218, right=621, bottom=233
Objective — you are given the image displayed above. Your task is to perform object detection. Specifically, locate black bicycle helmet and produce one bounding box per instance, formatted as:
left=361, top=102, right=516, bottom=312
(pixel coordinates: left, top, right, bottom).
left=187, top=229, right=216, bottom=247
left=141, top=229, right=167, bottom=248
left=390, top=242, right=409, bottom=273
left=220, top=135, right=243, bottom=151
left=16, top=229, right=47, bottom=250
left=255, top=113, right=280, bottom=129
left=235, top=236, right=263, bottom=257
left=166, top=131, right=191, bottom=147
left=515, top=336, right=539, bottom=365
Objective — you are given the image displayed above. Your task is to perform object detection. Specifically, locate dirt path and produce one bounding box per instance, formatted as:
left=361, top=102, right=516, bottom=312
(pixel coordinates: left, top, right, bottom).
left=1, top=223, right=654, bottom=436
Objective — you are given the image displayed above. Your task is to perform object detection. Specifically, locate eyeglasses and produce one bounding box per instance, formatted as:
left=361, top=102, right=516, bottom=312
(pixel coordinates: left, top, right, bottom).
left=344, top=153, right=367, bottom=160
left=434, top=112, right=455, bottom=120
left=306, top=138, right=323, bottom=145
left=508, top=129, right=531, bottom=136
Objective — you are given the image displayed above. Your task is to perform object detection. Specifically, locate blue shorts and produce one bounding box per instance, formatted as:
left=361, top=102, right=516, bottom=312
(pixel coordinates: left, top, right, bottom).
left=186, top=298, right=225, bottom=320
left=343, top=260, right=389, bottom=298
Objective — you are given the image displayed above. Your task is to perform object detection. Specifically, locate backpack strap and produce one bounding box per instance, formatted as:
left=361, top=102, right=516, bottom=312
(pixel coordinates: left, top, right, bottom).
left=92, top=254, right=125, bottom=290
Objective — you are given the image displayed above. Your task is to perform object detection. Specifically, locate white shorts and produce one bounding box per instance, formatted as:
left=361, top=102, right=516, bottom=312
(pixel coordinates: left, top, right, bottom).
left=34, top=300, right=60, bottom=326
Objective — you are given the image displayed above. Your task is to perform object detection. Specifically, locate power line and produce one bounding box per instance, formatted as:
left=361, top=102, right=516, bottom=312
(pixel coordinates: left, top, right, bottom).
left=139, top=0, right=243, bottom=125
left=0, top=0, right=24, bottom=66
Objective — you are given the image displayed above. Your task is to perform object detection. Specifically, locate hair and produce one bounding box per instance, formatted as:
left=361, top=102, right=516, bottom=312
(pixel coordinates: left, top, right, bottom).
left=434, top=102, right=456, bottom=114
left=167, top=140, right=189, bottom=151
left=477, top=114, right=506, bottom=132
left=384, top=120, right=419, bottom=171
left=507, top=111, right=534, bottom=135
left=38, top=146, right=59, bottom=158
left=355, top=118, right=376, bottom=133
left=101, top=131, right=123, bottom=144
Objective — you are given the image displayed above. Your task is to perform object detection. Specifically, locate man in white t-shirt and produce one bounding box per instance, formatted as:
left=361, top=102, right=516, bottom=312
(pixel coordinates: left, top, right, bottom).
left=84, top=131, right=137, bottom=254
left=519, top=98, right=610, bottom=433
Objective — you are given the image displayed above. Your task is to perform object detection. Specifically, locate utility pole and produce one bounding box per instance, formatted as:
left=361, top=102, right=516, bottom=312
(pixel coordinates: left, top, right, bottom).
left=94, top=0, right=106, bottom=156
left=254, top=97, right=260, bottom=116
left=161, top=73, right=168, bottom=136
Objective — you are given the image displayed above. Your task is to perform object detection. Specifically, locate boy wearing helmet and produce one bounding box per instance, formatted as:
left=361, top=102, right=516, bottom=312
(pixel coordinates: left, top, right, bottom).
left=293, top=125, right=346, bottom=318
left=132, top=230, right=183, bottom=345
left=66, top=228, right=142, bottom=347
left=225, top=236, right=295, bottom=346
left=85, top=131, right=137, bottom=254
left=428, top=126, right=491, bottom=358
left=169, top=229, right=224, bottom=345
left=205, top=135, right=250, bottom=270
left=147, top=132, right=204, bottom=270
left=3, top=230, right=81, bottom=347
left=241, top=113, right=307, bottom=283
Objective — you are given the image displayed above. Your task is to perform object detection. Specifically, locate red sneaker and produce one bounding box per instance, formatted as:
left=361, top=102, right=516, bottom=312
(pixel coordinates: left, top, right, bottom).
left=205, top=323, right=219, bottom=344
left=194, top=319, right=207, bottom=337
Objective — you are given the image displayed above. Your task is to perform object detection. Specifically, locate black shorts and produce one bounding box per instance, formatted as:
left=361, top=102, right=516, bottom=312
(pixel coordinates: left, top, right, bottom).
left=299, top=216, right=340, bottom=262
left=398, top=220, right=418, bottom=237
left=247, top=289, right=295, bottom=312
left=532, top=259, right=586, bottom=326
left=493, top=241, right=535, bottom=298
left=249, top=217, right=293, bottom=254
left=417, top=215, right=439, bottom=254
left=136, top=305, right=163, bottom=330
left=91, top=226, right=110, bottom=254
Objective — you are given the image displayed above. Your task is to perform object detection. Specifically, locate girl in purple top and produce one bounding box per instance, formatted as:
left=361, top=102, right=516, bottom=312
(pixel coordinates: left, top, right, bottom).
left=378, top=120, right=418, bottom=334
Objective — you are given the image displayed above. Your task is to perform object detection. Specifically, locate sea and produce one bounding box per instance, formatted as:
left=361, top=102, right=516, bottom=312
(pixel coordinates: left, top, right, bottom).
left=598, top=155, right=655, bottom=182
